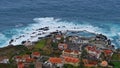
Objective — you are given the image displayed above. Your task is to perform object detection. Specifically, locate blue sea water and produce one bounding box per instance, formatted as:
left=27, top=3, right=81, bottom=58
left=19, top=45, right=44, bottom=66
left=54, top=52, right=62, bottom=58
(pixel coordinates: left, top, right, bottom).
left=0, top=0, right=120, bottom=48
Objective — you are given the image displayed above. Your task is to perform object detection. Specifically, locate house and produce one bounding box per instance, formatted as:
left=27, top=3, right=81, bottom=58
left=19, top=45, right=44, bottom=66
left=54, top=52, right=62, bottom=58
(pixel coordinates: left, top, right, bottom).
left=15, top=55, right=31, bottom=63
left=82, top=59, right=97, bottom=67
left=64, top=57, right=80, bottom=66
left=58, top=43, right=68, bottom=50
left=69, top=36, right=79, bottom=43
left=85, top=45, right=101, bottom=59
left=15, top=54, right=34, bottom=63
left=26, top=58, right=34, bottom=63
left=22, top=55, right=30, bottom=62
left=62, top=49, right=81, bottom=58
left=24, top=63, right=31, bottom=68
left=48, top=57, right=63, bottom=68
left=32, top=52, right=40, bottom=58
left=35, top=62, right=42, bottom=68
left=0, top=59, right=9, bottom=63
left=48, top=57, right=62, bottom=64
left=56, top=35, right=62, bottom=40
left=68, top=37, right=72, bottom=41
left=103, top=50, right=113, bottom=56
left=0, top=56, right=9, bottom=63
left=69, top=36, right=89, bottom=44
left=15, top=56, right=23, bottom=63
left=18, top=62, right=24, bottom=68
left=0, top=58, right=9, bottom=63
left=82, top=40, right=89, bottom=44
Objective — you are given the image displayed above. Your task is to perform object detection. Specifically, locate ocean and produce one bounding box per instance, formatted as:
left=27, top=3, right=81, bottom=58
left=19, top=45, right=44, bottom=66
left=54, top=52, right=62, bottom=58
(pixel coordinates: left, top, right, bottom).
left=0, top=0, right=120, bottom=48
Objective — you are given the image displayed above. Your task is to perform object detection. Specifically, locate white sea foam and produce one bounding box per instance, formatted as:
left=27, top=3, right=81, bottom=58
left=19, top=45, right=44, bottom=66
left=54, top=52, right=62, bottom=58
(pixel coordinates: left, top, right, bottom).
left=8, top=17, right=103, bottom=46
left=0, top=17, right=119, bottom=48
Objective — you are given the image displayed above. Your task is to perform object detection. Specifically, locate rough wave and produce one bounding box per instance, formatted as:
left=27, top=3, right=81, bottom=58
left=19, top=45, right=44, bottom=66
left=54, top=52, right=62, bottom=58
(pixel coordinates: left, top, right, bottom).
left=0, top=17, right=120, bottom=48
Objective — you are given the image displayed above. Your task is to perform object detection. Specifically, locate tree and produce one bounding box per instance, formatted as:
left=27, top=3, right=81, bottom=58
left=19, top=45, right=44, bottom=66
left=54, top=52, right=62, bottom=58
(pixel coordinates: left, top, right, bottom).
left=63, top=64, right=74, bottom=68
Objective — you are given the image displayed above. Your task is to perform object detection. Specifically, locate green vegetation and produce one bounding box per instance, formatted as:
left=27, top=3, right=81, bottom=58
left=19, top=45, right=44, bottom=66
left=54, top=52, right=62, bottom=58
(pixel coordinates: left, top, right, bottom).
left=34, top=39, right=46, bottom=49
left=81, top=49, right=88, bottom=58
left=9, top=54, right=15, bottom=63
left=52, top=50, right=62, bottom=57
left=9, top=45, right=30, bottom=63
left=1, top=31, right=120, bottom=68
left=63, top=64, right=80, bottom=68
left=111, top=62, right=120, bottom=68
left=0, top=63, right=17, bottom=68
left=112, top=53, right=120, bottom=60
left=15, top=50, right=32, bottom=57
left=0, top=45, right=28, bottom=58
left=29, top=63, right=34, bottom=68
left=51, top=42, right=58, bottom=48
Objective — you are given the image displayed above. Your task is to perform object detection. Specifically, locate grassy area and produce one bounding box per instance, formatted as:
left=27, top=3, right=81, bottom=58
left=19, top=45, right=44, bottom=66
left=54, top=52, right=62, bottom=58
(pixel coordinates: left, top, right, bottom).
left=63, top=64, right=81, bottom=68
left=34, top=39, right=46, bottom=49
left=111, top=62, right=120, bottom=68
left=0, top=63, right=17, bottom=68
left=0, top=45, right=28, bottom=58
left=112, top=53, right=120, bottom=60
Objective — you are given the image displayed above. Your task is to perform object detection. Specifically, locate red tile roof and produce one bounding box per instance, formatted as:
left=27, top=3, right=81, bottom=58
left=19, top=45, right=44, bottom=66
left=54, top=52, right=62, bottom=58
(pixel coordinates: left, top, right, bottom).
left=16, top=56, right=22, bottom=59
left=18, top=62, right=24, bottom=68
left=26, top=58, right=34, bottom=63
left=32, top=52, right=40, bottom=56
left=64, top=49, right=79, bottom=54
left=64, top=57, right=79, bottom=63
left=73, top=50, right=79, bottom=54
left=49, top=57, right=62, bottom=63
left=86, top=45, right=101, bottom=54
left=64, top=49, right=73, bottom=53
left=103, top=50, right=112, bottom=55
left=86, top=46, right=96, bottom=51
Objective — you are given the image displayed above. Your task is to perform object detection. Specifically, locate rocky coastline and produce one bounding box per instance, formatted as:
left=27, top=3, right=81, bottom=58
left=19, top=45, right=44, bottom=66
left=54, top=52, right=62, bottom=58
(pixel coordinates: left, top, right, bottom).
left=0, top=27, right=119, bottom=68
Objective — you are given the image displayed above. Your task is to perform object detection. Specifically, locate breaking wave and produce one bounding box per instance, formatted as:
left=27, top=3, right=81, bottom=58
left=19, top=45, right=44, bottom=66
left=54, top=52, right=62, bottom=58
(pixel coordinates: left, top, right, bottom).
left=0, top=17, right=120, bottom=48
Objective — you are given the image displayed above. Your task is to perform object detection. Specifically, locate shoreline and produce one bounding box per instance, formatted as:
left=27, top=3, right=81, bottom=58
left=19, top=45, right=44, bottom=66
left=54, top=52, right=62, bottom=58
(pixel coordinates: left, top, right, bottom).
left=1, top=17, right=120, bottom=48
left=7, top=27, right=97, bottom=46
left=0, top=26, right=118, bottom=49
left=0, top=27, right=119, bottom=68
